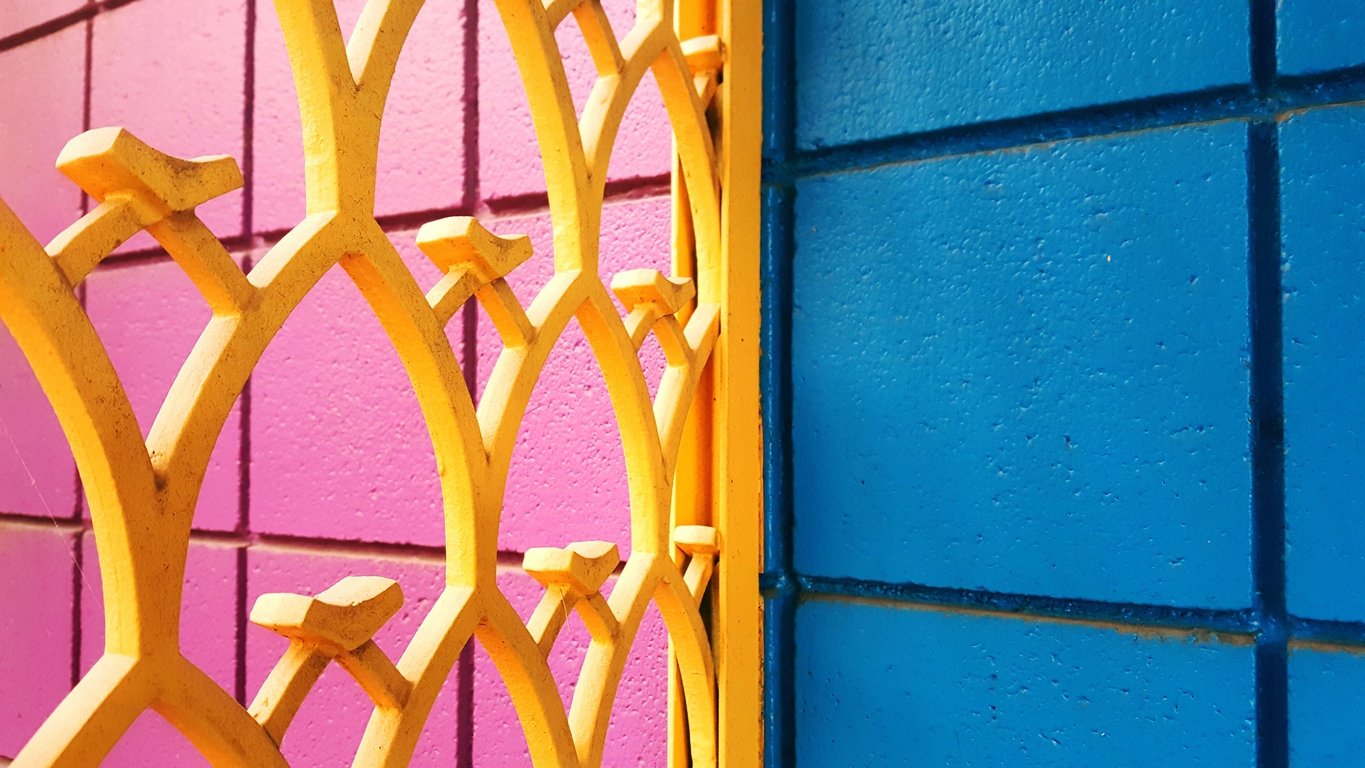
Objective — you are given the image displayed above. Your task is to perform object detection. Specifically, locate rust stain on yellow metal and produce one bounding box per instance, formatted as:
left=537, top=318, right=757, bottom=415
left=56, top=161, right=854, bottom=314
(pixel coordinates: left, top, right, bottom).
left=0, top=0, right=761, bottom=764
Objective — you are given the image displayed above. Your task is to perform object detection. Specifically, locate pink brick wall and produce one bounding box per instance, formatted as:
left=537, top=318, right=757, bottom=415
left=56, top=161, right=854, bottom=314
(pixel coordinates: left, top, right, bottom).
left=0, top=1, right=675, bottom=762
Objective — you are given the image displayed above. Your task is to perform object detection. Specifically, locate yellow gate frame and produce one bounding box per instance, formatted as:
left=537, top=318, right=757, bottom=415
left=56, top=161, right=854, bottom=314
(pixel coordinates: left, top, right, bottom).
left=0, top=0, right=760, bottom=764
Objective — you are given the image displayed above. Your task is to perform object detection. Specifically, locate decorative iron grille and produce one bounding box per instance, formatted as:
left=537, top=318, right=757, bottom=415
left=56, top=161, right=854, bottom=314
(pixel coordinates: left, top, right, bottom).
left=0, top=0, right=761, bottom=764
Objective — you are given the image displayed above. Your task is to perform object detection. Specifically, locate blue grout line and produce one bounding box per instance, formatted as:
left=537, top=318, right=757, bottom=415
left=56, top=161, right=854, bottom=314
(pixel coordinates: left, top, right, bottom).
left=770, top=573, right=1365, bottom=650
left=760, top=0, right=797, bottom=761
left=796, top=575, right=1258, bottom=636
left=760, top=180, right=796, bottom=768
left=764, top=68, right=1365, bottom=184
left=764, top=587, right=797, bottom=768
left=760, top=184, right=793, bottom=579
left=1248, top=117, right=1289, bottom=768
left=1250, top=14, right=1289, bottom=768
left=1250, top=0, right=1279, bottom=93
left=761, top=0, right=796, bottom=166
left=1289, top=617, right=1365, bottom=648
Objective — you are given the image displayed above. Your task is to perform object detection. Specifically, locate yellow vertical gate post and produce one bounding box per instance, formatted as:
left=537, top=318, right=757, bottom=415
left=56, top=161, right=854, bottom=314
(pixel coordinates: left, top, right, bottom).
left=714, top=0, right=763, bottom=764
left=0, top=0, right=761, bottom=765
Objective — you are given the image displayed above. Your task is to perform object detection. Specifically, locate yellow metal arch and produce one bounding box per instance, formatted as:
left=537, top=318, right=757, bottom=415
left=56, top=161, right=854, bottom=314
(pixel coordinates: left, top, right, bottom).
left=0, top=0, right=760, bottom=764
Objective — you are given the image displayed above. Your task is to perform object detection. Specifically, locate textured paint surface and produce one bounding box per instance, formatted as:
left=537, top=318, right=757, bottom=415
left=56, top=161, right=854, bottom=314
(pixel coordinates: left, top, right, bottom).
left=252, top=0, right=468, bottom=232
left=793, top=0, right=1248, bottom=149
left=0, top=0, right=84, bottom=39
left=0, top=325, right=76, bottom=520
left=0, top=523, right=76, bottom=758
left=250, top=233, right=462, bottom=546
left=796, top=600, right=1256, bottom=767
left=477, top=0, right=670, bottom=202
left=85, top=258, right=244, bottom=532
left=90, top=0, right=247, bottom=250
left=1288, top=648, right=1365, bottom=767
left=1281, top=104, right=1365, bottom=623
left=1277, top=0, right=1365, bottom=77
left=792, top=122, right=1252, bottom=608
left=0, top=23, right=85, bottom=244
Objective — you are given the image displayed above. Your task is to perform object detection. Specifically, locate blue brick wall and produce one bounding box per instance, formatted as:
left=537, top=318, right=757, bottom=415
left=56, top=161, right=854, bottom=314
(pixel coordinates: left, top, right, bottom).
left=764, top=1, right=1365, bottom=766
left=1289, top=648, right=1365, bottom=765
left=1281, top=105, right=1365, bottom=624
left=792, top=123, right=1251, bottom=609
left=1277, top=0, right=1365, bottom=77
left=794, top=0, right=1249, bottom=148
left=797, top=600, right=1256, bottom=766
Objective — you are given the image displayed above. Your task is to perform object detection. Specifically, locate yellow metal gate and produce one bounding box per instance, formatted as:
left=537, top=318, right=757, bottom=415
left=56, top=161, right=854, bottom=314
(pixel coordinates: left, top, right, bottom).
left=0, top=0, right=760, bottom=764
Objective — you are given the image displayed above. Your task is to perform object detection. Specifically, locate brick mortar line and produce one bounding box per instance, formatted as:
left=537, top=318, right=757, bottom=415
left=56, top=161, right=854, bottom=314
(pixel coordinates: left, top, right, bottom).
left=235, top=0, right=257, bottom=707
left=1251, top=0, right=1288, bottom=758
left=759, top=182, right=797, bottom=768
left=77, top=179, right=673, bottom=267
left=755, top=572, right=1365, bottom=650
left=1250, top=0, right=1278, bottom=92
left=0, top=512, right=85, bottom=532
left=767, top=72, right=1365, bottom=184
left=69, top=527, right=85, bottom=690
left=2, top=510, right=638, bottom=580
left=0, top=513, right=584, bottom=567
left=0, top=0, right=139, bottom=54
left=800, top=589, right=1259, bottom=645
left=790, top=575, right=1319, bottom=645
left=457, top=0, right=481, bottom=753
left=1248, top=118, right=1289, bottom=768
left=760, top=0, right=799, bottom=761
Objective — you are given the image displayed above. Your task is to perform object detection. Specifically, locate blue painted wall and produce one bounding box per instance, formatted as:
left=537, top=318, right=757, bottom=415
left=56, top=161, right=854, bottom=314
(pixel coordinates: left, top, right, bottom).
left=763, top=1, right=1365, bottom=766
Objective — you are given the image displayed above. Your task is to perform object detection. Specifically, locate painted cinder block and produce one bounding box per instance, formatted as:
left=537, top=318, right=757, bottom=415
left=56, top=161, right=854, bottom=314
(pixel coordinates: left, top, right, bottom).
left=0, top=521, right=76, bottom=758
left=1277, top=0, right=1365, bottom=77
left=246, top=546, right=463, bottom=766
left=252, top=0, right=467, bottom=234
left=473, top=568, right=668, bottom=767
left=0, top=324, right=77, bottom=521
left=476, top=197, right=671, bottom=558
left=0, top=23, right=85, bottom=244
left=93, top=713, right=209, bottom=768
left=0, top=0, right=85, bottom=40
left=250, top=233, right=464, bottom=546
left=792, top=122, right=1251, bottom=608
left=84, top=257, right=245, bottom=532
left=796, top=600, right=1256, bottom=767
left=477, top=0, right=671, bottom=203
left=77, top=534, right=237, bottom=767
left=1280, top=104, right=1365, bottom=623
left=793, top=0, right=1248, bottom=149
left=90, top=0, right=247, bottom=250
left=1288, top=647, right=1365, bottom=767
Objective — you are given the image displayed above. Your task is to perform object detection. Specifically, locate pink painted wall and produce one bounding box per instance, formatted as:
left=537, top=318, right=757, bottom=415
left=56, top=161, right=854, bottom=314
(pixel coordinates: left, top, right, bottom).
left=0, top=0, right=674, bottom=763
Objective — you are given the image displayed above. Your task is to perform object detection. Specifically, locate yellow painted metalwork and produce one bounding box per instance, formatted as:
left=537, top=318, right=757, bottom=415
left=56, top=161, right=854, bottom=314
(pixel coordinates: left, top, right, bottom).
left=0, top=0, right=761, bottom=764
